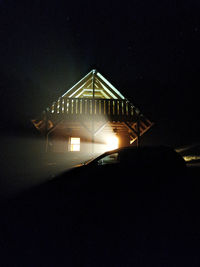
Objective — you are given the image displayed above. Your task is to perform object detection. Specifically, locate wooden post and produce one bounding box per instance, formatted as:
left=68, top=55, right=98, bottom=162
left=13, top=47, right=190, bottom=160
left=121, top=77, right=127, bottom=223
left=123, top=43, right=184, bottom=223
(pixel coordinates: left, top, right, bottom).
left=137, top=112, right=141, bottom=147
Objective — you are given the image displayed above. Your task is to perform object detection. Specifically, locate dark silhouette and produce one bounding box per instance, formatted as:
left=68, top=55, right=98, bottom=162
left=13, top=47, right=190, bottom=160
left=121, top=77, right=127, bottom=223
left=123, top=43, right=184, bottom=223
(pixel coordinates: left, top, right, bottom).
left=1, top=146, right=199, bottom=266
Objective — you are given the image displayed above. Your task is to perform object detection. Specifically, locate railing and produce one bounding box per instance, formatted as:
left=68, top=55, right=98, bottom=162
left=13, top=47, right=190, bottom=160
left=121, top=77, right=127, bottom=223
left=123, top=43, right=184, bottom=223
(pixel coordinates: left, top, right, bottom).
left=49, top=98, right=138, bottom=121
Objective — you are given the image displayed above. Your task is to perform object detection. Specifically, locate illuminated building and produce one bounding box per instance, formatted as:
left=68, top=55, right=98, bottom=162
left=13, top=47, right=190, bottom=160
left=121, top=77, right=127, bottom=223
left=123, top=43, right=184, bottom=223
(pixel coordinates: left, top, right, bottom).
left=32, top=70, right=153, bottom=154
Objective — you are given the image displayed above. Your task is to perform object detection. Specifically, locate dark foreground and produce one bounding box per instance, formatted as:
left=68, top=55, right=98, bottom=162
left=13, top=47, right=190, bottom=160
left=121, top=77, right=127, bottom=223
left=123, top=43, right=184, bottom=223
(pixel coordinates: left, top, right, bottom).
left=0, top=164, right=200, bottom=267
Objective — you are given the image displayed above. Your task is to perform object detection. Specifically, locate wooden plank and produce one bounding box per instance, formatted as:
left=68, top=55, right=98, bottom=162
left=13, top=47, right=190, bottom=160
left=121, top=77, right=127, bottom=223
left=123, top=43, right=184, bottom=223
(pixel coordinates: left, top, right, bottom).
left=125, top=101, right=128, bottom=116
left=121, top=100, right=124, bottom=116
left=71, top=78, right=93, bottom=98
left=98, top=100, right=102, bottom=115
left=95, top=100, right=98, bottom=115
left=97, top=75, right=123, bottom=99
left=51, top=102, right=55, bottom=114
left=66, top=99, right=69, bottom=114
left=68, top=99, right=72, bottom=114
left=63, top=71, right=93, bottom=98
left=130, top=105, right=135, bottom=116
left=123, top=122, right=138, bottom=136
left=89, top=99, right=92, bottom=115
left=117, top=100, right=120, bottom=115
left=61, top=98, right=65, bottom=113
left=56, top=99, right=60, bottom=114
left=79, top=99, right=82, bottom=114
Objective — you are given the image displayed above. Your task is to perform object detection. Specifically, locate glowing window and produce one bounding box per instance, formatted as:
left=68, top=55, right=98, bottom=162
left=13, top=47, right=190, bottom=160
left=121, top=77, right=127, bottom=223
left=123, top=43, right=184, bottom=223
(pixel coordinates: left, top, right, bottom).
left=70, top=137, right=80, bottom=151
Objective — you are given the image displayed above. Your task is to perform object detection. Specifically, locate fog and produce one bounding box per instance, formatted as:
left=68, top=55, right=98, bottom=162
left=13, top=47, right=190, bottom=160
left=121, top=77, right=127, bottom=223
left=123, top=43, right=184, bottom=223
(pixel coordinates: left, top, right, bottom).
left=0, top=133, right=114, bottom=199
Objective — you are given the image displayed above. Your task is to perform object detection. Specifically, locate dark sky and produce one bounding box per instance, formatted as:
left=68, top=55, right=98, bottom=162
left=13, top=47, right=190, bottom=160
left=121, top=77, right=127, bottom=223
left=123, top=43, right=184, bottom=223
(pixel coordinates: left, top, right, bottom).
left=1, top=0, right=200, bottom=146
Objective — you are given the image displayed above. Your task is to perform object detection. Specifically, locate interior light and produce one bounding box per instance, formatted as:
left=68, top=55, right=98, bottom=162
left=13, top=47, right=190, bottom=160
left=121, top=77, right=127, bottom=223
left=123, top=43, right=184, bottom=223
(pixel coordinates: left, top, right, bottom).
left=70, top=137, right=80, bottom=151
left=105, top=136, right=119, bottom=151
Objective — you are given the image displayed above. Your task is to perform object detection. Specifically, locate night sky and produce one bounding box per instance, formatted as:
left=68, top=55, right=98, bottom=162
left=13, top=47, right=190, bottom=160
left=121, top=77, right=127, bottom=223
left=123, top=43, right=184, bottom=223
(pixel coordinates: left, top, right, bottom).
left=1, top=0, right=200, bottom=146
left=1, top=2, right=200, bottom=263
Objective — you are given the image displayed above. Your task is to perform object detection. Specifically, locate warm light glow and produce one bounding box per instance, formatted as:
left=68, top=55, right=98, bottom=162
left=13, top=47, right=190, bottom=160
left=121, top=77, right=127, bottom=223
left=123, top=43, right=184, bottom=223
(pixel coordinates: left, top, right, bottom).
left=105, top=136, right=119, bottom=151
left=183, top=155, right=200, bottom=162
left=70, top=137, right=80, bottom=151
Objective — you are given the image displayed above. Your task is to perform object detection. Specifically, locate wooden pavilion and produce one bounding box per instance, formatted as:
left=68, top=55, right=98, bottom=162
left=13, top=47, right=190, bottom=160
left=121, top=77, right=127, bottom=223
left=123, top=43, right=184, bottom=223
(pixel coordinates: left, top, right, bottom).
left=32, top=70, right=153, bottom=155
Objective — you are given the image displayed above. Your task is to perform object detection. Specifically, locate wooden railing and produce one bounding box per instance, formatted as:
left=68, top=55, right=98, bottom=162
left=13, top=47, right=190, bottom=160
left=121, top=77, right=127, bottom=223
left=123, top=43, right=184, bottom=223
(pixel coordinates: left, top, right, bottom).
left=49, top=98, right=138, bottom=121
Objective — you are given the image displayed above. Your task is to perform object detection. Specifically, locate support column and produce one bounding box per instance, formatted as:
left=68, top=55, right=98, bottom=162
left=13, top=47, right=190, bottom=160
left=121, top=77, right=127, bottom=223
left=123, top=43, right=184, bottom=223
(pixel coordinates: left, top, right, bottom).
left=136, top=112, right=141, bottom=147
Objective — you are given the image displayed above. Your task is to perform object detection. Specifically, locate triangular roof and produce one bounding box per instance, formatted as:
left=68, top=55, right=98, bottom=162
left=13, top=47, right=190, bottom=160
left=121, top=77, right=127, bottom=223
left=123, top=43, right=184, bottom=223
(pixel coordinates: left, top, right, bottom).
left=61, top=69, right=125, bottom=100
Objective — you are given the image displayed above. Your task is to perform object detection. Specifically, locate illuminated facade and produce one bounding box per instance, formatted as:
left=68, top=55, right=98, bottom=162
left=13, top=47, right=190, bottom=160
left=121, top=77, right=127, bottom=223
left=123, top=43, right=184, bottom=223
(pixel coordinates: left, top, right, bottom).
left=32, top=70, right=153, bottom=154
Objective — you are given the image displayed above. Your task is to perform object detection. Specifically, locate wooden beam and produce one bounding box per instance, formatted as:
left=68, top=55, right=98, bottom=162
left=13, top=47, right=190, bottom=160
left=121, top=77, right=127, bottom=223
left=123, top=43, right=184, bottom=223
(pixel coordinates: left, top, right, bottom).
left=95, top=79, right=111, bottom=99
left=140, top=122, right=154, bottom=136
left=123, top=122, right=138, bottom=136
left=136, top=115, right=141, bottom=147
left=97, top=75, right=123, bottom=99
left=62, top=71, right=93, bottom=98
left=70, top=78, right=93, bottom=98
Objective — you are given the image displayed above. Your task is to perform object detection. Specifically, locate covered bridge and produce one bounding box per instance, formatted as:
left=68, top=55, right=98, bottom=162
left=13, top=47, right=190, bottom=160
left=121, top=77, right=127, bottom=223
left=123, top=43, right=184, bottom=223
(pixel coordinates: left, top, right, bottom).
left=32, top=70, right=153, bottom=155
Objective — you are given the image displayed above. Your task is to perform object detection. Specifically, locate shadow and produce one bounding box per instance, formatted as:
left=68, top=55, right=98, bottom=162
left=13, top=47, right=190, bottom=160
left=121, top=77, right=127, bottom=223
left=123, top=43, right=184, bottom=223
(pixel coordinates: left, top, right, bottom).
left=0, top=146, right=200, bottom=266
